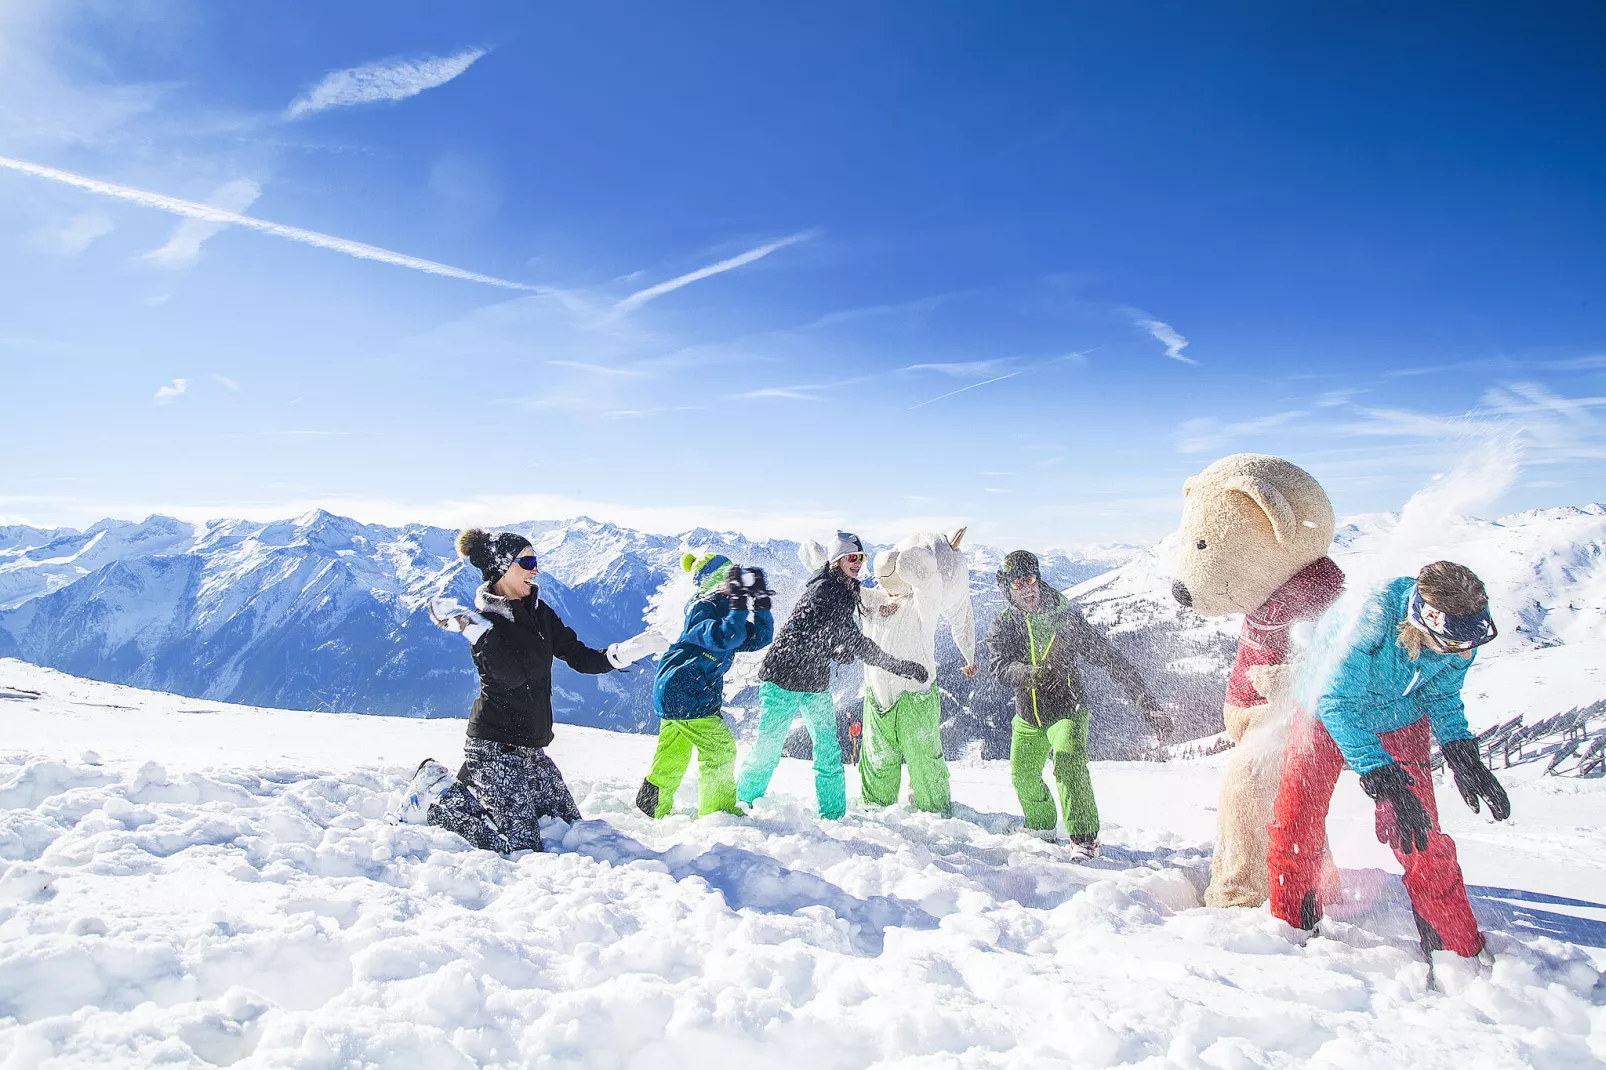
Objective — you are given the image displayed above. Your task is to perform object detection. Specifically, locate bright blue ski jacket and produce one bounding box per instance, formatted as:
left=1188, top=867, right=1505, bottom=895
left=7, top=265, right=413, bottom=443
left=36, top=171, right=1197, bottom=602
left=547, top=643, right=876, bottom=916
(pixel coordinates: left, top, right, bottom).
left=653, top=595, right=774, bottom=722
left=1298, top=576, right=1477, bottom=774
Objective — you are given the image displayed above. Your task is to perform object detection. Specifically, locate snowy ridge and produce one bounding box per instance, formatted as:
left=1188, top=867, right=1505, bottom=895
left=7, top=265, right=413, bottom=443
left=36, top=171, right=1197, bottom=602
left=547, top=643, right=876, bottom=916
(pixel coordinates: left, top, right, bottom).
left=1, top=660, right=1604, bottom=1067
left=0, top=505, right=1601, bottom=749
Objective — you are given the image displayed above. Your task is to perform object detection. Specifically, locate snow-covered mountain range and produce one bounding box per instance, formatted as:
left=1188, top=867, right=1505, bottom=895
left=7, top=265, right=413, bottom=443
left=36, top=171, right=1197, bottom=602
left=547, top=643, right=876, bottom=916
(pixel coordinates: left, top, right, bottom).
left=1, top=505, right=1601, bottom=756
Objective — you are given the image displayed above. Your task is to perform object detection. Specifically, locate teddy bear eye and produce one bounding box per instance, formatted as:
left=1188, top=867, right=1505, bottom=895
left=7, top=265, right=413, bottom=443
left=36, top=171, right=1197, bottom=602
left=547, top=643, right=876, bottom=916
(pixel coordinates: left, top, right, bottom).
left=1195, top=539, right=1207, bottom=550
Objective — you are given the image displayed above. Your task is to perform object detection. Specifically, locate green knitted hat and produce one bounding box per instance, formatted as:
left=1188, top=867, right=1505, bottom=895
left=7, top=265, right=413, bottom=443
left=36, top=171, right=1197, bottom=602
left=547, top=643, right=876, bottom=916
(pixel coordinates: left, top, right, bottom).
left=681, top=551, right=733, bottom=595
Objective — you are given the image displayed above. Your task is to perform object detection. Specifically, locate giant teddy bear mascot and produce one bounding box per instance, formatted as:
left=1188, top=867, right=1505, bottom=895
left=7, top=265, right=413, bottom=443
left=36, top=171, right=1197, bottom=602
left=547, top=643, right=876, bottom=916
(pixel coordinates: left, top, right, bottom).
left=857, top=529, right=977, bottom=814
left=1171, top=454, right=1345, bottom=909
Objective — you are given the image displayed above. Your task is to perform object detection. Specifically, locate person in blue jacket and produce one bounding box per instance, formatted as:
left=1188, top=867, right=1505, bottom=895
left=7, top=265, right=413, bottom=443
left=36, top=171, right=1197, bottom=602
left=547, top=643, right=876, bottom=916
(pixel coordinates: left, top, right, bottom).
left=635, top=552, right=775, bottom=818
left=1268, top=561, right=1510, bottom=960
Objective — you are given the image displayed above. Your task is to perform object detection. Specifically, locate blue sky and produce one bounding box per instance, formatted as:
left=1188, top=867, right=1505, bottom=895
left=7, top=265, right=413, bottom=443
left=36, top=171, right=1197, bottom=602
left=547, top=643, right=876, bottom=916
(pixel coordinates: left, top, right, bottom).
left=1, top=1, right=1602, bottom=547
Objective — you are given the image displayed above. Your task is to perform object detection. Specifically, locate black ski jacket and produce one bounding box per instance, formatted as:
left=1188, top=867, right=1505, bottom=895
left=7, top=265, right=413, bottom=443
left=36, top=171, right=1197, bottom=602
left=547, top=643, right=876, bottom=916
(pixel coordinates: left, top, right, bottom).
left=986, top=585, right=1157, bottom=728
left=466, top=586, right=615, bottom=749
left=758, top=565, right=908, bottom=694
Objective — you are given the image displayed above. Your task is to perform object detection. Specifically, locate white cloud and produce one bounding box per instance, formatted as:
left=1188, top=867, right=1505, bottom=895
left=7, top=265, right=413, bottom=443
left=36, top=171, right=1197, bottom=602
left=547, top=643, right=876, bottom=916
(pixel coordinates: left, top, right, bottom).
left=153, top=378, right=188, bottom=406
left=285, top=48, right=487, bottom=119
left=901, top=360, right=1010, bottom=377
left=614, top=232, right=814, bottom=315
left=1315, top=387, right=1369, bottom=407
left=0, top=155, right=539, bottom=291
left=31, top=211, right=113, bottom=256
left=731, top=386, right=822, bottom=401
left=1175, top=410, right=1307, bottom=453
left=213, top=375, right=242, bottom=392
left=144, top=179, right=262, bottom=267
left=909, top=372, right=1020, bottom=410
left=1122, top=308, right=1197, bottom=364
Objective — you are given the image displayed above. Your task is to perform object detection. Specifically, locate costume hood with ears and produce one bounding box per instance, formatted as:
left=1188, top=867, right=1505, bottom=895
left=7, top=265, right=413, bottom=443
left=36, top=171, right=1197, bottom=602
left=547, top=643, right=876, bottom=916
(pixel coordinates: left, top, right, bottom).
left=1171, top=453, right=1335, bottom=618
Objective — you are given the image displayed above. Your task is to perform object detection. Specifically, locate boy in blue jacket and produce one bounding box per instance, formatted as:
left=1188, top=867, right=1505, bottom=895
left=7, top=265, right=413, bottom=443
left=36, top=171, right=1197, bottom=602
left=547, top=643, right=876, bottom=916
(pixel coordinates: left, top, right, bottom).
left=635, top=552, right=775, bottom=818
left=1269, top=561, right=1509, bottom=959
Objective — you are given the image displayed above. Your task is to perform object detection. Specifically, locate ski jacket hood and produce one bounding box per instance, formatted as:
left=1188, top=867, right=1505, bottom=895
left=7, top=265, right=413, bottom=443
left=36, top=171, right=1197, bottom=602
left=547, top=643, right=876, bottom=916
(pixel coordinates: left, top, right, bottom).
left=1297, top=576, right=1477, bottom=774
left=654, top=593, right=774, bottom=721
left=986, top=585, right=1158, bottom=728
left=465, top=582, right=615, bottom=748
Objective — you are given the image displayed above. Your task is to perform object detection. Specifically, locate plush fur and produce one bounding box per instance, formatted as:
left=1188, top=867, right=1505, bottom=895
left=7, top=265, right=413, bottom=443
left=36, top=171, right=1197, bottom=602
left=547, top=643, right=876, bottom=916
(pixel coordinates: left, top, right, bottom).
left=861, top=530, right=976, bottom=709
left=1172, top=454, right=1335, bottom=618
left=1171, top=454, right=1341, bottom=909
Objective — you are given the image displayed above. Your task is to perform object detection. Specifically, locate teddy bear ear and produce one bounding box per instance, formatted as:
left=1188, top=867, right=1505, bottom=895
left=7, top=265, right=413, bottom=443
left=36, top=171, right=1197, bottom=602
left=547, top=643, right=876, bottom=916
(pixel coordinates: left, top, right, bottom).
left=1220, top=474, right=1298, bottom=544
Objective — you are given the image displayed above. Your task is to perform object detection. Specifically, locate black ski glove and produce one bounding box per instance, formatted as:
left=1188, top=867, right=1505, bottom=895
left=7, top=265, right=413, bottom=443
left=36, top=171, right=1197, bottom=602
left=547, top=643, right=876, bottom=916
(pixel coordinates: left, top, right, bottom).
left=749, top=567, right=772, bottom=610
left=893, top=659, right=929, bottom=685
left=1358, top=763, right=1433, bottom=855
left=1441, top=738, right=1511, bottom=820
left=728, top=591, right=749, bottom=612
left=722, top=565, right=748, bottom=611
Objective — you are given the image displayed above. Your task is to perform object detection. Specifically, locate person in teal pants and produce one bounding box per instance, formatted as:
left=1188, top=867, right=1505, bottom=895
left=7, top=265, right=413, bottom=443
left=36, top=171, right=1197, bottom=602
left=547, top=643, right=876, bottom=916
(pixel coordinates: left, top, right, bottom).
left=736, top=532, right=928, bottom=819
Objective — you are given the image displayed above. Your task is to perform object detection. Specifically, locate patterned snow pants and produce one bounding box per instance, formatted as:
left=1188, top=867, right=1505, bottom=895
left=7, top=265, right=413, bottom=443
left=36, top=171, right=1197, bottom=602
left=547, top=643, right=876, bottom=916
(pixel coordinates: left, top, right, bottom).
left=426, top=738, right=582, bottom=852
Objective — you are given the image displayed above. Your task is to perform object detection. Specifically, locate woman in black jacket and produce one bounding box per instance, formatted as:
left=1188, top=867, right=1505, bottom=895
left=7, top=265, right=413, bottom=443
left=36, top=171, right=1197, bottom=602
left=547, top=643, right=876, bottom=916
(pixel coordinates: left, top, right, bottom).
left=736, top=531, right=926, bottom=819
left=414, top=528, right=667, bottom=851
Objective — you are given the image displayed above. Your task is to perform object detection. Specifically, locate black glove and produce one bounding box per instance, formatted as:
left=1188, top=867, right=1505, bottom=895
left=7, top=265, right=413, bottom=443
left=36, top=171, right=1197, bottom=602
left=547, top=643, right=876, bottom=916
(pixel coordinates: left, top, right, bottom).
left=893, top=659, right=929, bottom=685
left=1358, top=763, right=1433, bottom=855
left=1441, top=738, right=1511, bottom=820
left=728, top=591, right=749, bottom=612
left=753, top=593, right=772, bottom=611
left=746, top=567, right=770, bottom=595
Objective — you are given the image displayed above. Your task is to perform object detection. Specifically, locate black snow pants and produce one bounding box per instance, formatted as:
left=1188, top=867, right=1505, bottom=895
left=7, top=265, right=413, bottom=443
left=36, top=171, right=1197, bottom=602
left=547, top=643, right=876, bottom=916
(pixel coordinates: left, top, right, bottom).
left=427, top=738, right=582, bottom=852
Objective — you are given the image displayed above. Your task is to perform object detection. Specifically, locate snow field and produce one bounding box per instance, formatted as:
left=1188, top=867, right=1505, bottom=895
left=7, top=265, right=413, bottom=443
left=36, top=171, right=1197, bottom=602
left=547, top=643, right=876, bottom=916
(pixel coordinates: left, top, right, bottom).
left=3, top=663, right=1606, bottom=1068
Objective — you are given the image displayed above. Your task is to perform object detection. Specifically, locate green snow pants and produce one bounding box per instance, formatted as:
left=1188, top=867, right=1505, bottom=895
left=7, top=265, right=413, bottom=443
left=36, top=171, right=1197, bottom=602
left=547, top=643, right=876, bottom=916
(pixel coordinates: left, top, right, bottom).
left=642, top=716, right=739, bottom=818
left=860, top=686, right=951, bottom=814
left=736, top=682, right=845, bottom=819
left=1010, top=710, right=1098, bottom=836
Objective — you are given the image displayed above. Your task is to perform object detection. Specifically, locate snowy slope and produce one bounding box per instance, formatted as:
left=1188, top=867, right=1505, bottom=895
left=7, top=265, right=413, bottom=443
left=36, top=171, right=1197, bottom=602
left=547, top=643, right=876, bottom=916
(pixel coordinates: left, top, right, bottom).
left=2, top=661, right=1604, bottom=1068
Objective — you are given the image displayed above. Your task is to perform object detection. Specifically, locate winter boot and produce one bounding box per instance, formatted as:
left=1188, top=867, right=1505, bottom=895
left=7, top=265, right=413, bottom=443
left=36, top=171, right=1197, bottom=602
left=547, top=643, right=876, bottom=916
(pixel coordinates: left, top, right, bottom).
left=393, top=759, right=456, bottom=824
left=1069, top=833, right=1100, bottom=859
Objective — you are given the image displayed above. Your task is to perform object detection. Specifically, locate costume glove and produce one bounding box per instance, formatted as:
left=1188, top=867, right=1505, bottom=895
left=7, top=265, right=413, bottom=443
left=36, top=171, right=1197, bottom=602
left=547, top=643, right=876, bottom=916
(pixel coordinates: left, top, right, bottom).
left=607, top=628, right=672, bottom=669
left=427, top=597, right=492, bottom=645
left=1358, top=763, right=1433, bottom=855
left=1441, top=738, right=1512, bottom=820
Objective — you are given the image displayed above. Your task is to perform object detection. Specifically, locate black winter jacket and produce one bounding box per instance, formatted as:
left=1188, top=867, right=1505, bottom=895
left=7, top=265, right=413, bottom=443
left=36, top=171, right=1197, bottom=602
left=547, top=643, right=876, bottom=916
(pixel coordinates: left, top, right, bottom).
left=986, top=586, right=1157, bottom=728
left=466, top=585, right=615, bottom=748
left=758, top=565, right=909, bottom=694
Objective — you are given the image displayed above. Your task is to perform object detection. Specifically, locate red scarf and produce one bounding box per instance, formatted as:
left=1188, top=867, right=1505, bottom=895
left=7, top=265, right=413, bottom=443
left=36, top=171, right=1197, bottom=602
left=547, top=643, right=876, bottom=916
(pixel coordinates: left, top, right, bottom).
left=1224, top=556, right=1346, bottom=708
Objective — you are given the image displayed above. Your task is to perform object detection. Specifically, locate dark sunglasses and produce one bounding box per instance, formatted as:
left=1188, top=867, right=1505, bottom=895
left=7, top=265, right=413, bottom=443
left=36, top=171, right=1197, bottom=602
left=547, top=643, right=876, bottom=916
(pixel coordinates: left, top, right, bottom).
left=513, top=556, right=539, bottom=572
left=1003, top=574, right=1037, bottom=590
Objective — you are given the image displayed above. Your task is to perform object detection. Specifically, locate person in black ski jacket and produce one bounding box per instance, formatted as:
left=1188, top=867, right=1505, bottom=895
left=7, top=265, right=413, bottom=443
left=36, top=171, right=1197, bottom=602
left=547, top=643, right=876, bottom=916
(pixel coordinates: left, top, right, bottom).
left=403, top=528, right=667, bottom=852
left=736, top=531, right=928, bottom=819
left=987, top=550, right=1165, bottom=852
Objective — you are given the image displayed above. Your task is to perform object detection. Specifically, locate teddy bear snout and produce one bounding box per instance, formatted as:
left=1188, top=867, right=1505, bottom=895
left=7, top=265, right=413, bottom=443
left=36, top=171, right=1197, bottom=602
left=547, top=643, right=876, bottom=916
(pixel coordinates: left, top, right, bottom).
left=1171, top=580, right=1193, bottom=608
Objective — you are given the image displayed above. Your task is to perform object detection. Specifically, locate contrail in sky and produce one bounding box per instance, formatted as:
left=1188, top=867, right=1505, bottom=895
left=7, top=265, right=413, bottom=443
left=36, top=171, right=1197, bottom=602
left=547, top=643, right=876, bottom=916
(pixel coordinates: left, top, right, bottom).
left=908, top=371, right=1021, bottom=410
left=614, top=231, right=813, bottom=314
left=0, top=155, right=540, bottom=291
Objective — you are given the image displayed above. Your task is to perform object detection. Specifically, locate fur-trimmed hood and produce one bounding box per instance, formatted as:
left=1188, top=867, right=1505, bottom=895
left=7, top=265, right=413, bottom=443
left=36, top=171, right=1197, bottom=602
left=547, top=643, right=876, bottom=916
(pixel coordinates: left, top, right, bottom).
left=474, top=581, right=533, bottom=624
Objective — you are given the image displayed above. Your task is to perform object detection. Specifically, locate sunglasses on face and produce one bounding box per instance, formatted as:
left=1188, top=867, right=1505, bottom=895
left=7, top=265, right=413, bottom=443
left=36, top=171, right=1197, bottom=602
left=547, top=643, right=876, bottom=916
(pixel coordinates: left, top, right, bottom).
left=1006, top=575, right=1037, bottom=590
left=841, top=554, right=866, bottom=565
left=513, top=556, right=539, bottom=572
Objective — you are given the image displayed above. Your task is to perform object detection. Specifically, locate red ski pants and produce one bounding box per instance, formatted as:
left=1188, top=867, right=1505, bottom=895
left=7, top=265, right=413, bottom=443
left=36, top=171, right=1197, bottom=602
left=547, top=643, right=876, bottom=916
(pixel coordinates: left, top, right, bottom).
left=1267, top=712, right=1482, bottom=956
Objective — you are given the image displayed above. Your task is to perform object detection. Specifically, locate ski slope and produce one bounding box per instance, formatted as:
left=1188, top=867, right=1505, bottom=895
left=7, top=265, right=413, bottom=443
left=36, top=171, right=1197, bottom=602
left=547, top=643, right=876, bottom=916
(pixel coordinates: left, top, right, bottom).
left=3, top=660, right=1605, bottom=1068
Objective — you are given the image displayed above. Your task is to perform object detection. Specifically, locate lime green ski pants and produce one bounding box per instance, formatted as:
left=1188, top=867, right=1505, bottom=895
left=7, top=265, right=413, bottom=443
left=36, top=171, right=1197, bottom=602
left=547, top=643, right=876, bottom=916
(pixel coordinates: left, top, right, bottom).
left=736, top=682, right=845, bottom=819
left=644, top=716, right=739, bottom=818
left=860, top=685, right=950, bottom=814
left=1010, top=710, right=1098, bottom=835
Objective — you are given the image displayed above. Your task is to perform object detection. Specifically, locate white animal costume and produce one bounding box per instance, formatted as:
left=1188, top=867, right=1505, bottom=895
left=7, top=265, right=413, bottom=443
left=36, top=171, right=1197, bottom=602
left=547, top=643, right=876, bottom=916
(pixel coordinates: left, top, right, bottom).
left=857, top=529, right=977, bottom=813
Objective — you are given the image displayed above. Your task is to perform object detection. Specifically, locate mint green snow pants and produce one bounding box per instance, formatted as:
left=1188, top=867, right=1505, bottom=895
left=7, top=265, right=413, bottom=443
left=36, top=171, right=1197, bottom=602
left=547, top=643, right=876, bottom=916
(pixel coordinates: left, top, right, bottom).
left=736, top=682, right=845, bottom=819
left=1010, top=711, right=1098, bottom=836
left=860, top=686, right=950, bottom=814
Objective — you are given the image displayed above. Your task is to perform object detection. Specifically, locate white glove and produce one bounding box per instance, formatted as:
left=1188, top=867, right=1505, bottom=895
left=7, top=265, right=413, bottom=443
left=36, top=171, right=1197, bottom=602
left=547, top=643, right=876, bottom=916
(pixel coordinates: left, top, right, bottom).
left=607, top=628, right=672, bottom=669
left=428, top=597, right=492, bottom=646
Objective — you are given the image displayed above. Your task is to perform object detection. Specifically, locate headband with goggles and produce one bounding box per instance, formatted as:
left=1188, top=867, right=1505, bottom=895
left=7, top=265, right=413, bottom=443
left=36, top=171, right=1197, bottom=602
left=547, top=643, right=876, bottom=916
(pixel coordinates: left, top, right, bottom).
left=1407, top=585, right=1496, bottom=652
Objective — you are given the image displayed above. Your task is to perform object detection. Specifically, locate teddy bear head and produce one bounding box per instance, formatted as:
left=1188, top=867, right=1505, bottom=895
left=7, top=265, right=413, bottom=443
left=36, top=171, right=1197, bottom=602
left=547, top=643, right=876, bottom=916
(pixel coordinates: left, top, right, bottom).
left=1171, top=453, right=1335, bottom=617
